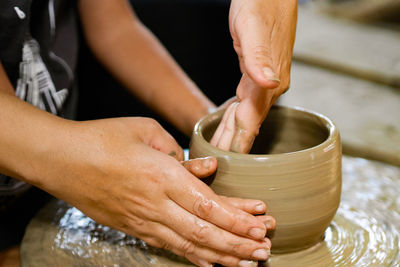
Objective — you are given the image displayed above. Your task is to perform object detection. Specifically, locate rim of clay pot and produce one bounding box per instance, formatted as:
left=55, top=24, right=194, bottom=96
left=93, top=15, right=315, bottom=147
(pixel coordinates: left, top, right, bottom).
left=193, top=105, right=338, bottom=159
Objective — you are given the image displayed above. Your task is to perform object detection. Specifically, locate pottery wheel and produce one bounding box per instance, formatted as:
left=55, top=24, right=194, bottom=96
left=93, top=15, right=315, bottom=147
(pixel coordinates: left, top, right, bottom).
left=21, top=156, right=400, bottom=266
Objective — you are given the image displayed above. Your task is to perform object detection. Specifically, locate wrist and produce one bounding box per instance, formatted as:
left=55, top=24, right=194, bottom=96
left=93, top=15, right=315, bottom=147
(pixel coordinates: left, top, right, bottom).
left=0, top=94, right=68, bottom=187
left=19, top=118, right=77, bottom=189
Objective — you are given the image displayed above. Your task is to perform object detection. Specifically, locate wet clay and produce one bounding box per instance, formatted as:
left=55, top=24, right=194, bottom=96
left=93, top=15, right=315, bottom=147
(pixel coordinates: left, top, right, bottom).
left=190, top=106, right=342, bottom=253
left=20, top=156, right=400, bottom=266
left=268, top=156, right=400, bottom=266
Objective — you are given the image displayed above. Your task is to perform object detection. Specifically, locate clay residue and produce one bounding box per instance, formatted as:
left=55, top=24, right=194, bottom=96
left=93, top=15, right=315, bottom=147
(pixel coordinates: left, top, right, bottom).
left=21, top=156, right=400, bottom=266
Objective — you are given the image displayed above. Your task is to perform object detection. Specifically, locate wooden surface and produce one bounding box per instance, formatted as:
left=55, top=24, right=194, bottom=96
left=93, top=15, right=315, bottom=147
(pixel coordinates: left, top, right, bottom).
left=280, top=61, right=400, bottom=166
left=0, top=246, right=20, bottom=267
left=294, top=6, right=400, bottom=87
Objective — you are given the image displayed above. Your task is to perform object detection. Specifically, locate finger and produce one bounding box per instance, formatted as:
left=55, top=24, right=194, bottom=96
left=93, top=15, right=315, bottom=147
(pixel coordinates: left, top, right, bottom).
left=219, top=197, right=276, bottom=231
left=140, top=118, right=184, bottom=161
left=231, top=77, right=275, bottom=153
left=160, top=200, right=270, bottom=261
left=230, top=99, right=260, bottom=153
left=143, top=224, right=253, bottom=267
left=217, top=96, right=238, bottom=111
left=166, top=168, right=267, bottom=241
left=219, top=196, right=266, bottom=215
left=230, top=122, right=256, bottom=153
left=216, top=102, right=239, bottom=151
left=256, top=215, right=276, bottom=231
left=181, top=157, right=217, bottom=178
left=237, top=17, right=280, bottom=89
left=210, top=101, right=238, bottom=147
left=247, top=215, right=277, bottom=233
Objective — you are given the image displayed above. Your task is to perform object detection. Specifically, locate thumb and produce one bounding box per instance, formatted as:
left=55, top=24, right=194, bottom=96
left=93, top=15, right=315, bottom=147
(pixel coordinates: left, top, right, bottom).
left=181, top=157, right=217, bottom=178
left=238, top=18, right=280, bottom=89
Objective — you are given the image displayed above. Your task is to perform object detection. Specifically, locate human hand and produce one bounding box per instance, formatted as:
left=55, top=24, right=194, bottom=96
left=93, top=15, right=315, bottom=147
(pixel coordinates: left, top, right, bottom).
left=211, top=0, right=297, bottom=153
left=45, top=117, right=275, bottom=266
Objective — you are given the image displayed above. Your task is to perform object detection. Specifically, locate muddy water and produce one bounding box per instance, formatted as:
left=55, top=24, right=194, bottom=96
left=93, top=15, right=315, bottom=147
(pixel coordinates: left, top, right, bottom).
left=21, top=156, right=400, bottom=266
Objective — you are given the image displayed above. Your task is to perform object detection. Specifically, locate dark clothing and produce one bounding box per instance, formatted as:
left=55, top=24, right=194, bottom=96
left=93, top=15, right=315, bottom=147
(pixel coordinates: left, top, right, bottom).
left=0, top=0, right=79, bottom=118
left=0, top=0, right=79, bottom=249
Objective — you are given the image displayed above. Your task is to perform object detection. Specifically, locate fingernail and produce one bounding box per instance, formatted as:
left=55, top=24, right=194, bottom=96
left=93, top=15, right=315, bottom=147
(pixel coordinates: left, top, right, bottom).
left=252, top=248, right=269, bottom=260
left=198, top=259, right=213, bottom=267
left=202, top=157, right=212, bottom=169
left=248, top=227, right=265, bottom=239
left=208, top=107, right=217, bottom=114
left=255, top=203, right=265, bottom=213
left=263, top=67, right=280, bottom=83
left=265, top=220, right=273, bottom=229
left=264, top=237, right=272, bottom=249
left=239, top=260, right=255, bottom=267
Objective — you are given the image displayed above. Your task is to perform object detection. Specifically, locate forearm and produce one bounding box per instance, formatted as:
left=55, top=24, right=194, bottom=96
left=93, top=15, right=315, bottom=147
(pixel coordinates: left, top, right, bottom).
left=78, top=0, right=215, bottom=136
left=0, top=89, right=110, bottom=207
left=0, top=92, right=69, bottom=188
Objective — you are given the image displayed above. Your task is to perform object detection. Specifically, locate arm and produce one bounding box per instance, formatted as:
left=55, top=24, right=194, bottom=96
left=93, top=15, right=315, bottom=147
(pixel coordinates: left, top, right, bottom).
left=78, top=0, right=214, bottom=136
left=212, top=0, right=298, bottom=153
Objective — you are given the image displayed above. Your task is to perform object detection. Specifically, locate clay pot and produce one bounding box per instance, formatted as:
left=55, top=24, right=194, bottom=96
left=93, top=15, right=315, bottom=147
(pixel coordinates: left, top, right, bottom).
left=189, top=105, right=342, bottom=253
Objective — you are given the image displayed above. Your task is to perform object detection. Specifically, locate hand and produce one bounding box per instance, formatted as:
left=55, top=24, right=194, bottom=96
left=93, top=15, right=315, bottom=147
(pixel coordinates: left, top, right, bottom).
left=211, top=0, right=297, bottom=153
left=44, top=117, right=275, bottom=266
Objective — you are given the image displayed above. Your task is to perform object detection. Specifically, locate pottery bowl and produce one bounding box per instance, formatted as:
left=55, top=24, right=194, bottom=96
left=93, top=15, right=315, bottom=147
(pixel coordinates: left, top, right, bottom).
left=189, top=105, right=342, bottom=253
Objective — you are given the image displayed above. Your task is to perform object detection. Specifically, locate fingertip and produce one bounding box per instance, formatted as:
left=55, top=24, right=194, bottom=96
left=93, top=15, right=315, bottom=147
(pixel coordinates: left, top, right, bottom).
left=257, top=215, right=276, bottom=231
left=265, top=216, right=276, bottom=230
left=262, top=67, right=280, bottom=84
left=254, top=202, right=266, bottom=214
left=247, top=66, right=280, bottom=89
left=264, top=238, right=272, bottom=249
left=182, top=157, right=218, bottom=179
left=248, top=217, right=267, bottom=240
left=201, top=156, right=218, bottom=174
left=207, top=156, right=218, bottom=171
left=248, top=227, right=267, bottom=240
left=222, top=197, right=265, bottom=215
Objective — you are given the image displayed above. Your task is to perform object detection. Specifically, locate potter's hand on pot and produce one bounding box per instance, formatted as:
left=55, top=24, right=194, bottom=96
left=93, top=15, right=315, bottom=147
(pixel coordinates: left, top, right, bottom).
left=45, top=118, right=273, bottom=266
left=178, top=160, right=276, bottom=267
left=181, top=157, right=276, bottom=225
left=211, top=0, right=297, bottom=153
